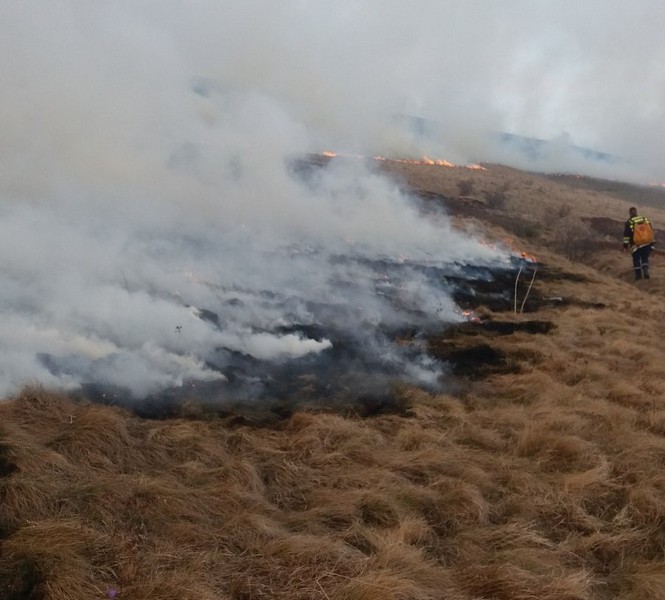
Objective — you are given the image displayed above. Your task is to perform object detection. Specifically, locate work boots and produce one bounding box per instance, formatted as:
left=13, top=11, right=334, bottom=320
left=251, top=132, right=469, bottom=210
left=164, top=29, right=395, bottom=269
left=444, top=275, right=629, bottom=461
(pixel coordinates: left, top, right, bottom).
left=635, top=265, right=650, bottom=280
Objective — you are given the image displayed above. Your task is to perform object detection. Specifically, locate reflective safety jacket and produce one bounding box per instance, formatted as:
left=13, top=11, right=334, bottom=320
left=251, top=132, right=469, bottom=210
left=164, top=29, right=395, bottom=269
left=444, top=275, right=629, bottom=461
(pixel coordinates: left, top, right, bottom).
left=623, top=215, right=655, bottom=252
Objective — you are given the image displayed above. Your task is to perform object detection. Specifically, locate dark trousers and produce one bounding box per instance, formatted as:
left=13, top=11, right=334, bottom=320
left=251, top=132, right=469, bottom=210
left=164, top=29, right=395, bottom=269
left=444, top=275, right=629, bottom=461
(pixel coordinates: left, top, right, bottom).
left=632, top=245, right=652, bottom=279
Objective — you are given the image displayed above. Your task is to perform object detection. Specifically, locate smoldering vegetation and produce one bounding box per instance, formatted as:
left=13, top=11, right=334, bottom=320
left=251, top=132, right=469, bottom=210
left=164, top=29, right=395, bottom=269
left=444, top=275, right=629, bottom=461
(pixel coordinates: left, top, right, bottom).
left=2, top=1, right=665, bottom=405
left=2, top=1, right=665, bottom=410
left=73, top=250, right=538, bottom=418
left=0, top=134, right=512, bottom=404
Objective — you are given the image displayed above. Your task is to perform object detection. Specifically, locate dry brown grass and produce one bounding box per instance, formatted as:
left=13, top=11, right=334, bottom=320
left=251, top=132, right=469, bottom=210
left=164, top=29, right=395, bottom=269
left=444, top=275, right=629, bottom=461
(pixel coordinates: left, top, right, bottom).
left=4, top=163, right=665, bottom=598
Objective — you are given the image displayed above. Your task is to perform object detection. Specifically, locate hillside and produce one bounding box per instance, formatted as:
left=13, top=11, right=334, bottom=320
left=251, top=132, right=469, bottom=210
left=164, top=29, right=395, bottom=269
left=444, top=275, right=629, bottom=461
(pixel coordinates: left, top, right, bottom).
left=3, top=161, right=665, bottom=600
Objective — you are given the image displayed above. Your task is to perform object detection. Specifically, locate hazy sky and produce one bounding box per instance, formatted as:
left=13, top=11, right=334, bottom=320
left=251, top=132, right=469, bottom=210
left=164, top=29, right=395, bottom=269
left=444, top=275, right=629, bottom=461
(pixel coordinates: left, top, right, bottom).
left=0, top=2, right=661, bottom=398
left=2, top=1, right=664, bottom=180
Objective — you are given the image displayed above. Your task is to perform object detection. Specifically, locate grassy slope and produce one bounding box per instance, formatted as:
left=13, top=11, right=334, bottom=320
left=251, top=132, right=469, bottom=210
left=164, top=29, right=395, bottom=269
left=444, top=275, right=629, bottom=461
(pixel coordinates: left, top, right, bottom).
left=3, top=163, right=665, bottom=599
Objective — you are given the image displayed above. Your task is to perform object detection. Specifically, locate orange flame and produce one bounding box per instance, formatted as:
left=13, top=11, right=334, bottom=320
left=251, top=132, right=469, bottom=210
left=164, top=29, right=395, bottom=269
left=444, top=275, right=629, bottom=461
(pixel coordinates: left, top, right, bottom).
left=374, top=155, right=481, bottom=169
left=319, top=151, right=485, bottom=170
left=502, top=237, right=538, bottom=262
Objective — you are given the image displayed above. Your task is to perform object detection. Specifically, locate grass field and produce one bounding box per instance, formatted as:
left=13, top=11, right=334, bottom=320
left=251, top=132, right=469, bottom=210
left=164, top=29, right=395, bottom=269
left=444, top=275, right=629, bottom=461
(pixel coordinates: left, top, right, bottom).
left=3, top=161, right=665, bottom=599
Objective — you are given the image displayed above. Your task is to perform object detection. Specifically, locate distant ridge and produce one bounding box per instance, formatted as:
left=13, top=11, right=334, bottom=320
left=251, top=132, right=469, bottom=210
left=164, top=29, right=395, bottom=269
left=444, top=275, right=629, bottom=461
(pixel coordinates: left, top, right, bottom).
left=493, top=130, right=616, bottom=163
left=393, top=113, right=619, bottom=166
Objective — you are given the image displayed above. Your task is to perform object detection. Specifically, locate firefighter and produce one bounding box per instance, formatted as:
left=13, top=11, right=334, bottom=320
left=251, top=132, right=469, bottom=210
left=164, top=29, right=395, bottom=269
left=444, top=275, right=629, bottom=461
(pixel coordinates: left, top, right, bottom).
left=623, top=207, right=655, bottom=280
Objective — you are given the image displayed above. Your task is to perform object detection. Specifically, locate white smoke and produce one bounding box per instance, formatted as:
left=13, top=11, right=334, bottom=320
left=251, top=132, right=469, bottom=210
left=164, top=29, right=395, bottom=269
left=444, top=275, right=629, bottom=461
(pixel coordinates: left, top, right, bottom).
left=12, top=1, right=660, bottom=398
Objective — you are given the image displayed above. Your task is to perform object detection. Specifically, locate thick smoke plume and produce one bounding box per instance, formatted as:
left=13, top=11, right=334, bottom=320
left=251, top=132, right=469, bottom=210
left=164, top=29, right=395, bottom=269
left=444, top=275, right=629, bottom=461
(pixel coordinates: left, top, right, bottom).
left=1, top=2, right=657, bottom=400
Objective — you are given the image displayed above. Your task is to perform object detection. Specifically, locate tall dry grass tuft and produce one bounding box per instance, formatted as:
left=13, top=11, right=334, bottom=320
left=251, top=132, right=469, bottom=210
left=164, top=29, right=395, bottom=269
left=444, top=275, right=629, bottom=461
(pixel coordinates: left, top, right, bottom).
left=625, top=561, right=665, bottom=600
left=47, top=404, right=135, bottom=471
left=331, top=570, right=455, bottom=600
left=0, top=520, right=116, bottom=600
left=454, top=563, right=595, bottom=600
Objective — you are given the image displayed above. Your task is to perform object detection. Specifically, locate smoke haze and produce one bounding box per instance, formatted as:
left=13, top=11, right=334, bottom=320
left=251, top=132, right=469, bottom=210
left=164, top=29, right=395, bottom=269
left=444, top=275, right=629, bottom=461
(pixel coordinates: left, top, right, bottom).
left=0, top=2, right=660, bottom=398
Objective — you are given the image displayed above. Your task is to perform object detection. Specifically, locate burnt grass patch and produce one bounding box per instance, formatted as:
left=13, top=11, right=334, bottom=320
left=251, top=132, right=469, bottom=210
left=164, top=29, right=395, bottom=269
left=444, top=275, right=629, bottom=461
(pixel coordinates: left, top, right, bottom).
left=431, top=342, right=514, bottom=379
left=450, top=263, right=604, bottom=313
left=77, top=257, right=596, bottom=420
left=427, top=318, right=555, bottom=379
left=446, top=320, right=555, bottom=337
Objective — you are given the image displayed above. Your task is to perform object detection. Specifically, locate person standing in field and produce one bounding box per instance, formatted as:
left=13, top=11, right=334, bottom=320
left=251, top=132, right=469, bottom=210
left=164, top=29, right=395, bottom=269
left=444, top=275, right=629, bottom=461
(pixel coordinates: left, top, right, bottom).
left=623, top=207, right=655, bottom=280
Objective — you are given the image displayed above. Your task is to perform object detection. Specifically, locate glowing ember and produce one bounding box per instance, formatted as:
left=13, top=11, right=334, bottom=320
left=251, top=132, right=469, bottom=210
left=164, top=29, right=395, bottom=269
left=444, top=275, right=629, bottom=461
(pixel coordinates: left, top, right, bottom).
left=461, top=309, right=481, bottom=323
left=520, top=251, right=538, bottom=263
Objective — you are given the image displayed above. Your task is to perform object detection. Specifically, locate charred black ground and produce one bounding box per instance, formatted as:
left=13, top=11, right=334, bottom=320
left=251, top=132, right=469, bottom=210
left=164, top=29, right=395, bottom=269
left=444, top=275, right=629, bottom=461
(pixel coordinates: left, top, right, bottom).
left=69, top=254, right=582, bottom=421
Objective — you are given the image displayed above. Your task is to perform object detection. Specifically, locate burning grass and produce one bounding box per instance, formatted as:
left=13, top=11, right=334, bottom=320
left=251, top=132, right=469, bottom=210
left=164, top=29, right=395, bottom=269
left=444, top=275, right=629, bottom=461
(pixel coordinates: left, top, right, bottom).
left=5, top=163, right=665, bottom=598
